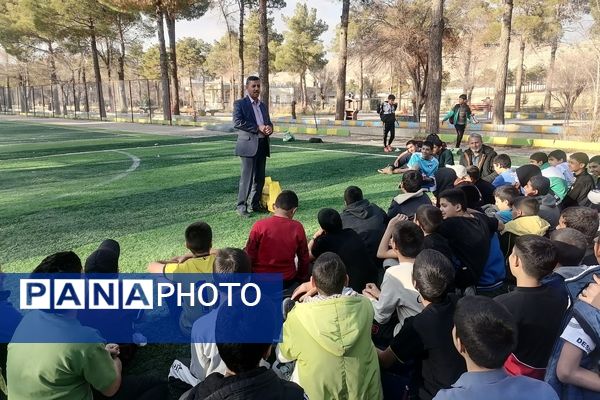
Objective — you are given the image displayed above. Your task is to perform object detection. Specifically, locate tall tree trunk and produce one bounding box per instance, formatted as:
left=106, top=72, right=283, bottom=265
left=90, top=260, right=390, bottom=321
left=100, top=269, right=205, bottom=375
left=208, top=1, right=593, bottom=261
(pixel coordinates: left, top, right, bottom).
left=335, top=0, right=350, bottom=120
left=463, top=35, right=473, bottom=100
left=301, top=72, right=308, bottom=111
left=359, top=55, right=364, bottom=111
left=514, top=37, right=526, bottom=112
left=426, top=0, right=444, bottom=135
left=544, top=37, right=558, bottom=112
left=82, top=68, right=90, bottom=113
left=238, top=0, right=245, bottom=99
left=116, top=16, right=128, bottom=113
left=88, top=24, right=106, bottom=118
left=156, top=5, right=172, bottom=121
left=593, top=54, right=600, bottom=123
left=492, top=0, right=513, bottom=125
left=165, top=12, right=180, bottom=115
left=202, top=72, right=207, bottom=107
left=258, top=0, right=269, bottom=106
left=48, top=41, right=62, bottom=114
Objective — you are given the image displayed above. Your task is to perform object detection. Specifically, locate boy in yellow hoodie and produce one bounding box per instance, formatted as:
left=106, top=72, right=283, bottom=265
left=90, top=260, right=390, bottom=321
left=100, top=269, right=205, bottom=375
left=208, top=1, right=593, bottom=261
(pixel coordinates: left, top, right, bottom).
left=278, top=252, right=383, bottom=400
left=500, top=197, right=550, bottom=284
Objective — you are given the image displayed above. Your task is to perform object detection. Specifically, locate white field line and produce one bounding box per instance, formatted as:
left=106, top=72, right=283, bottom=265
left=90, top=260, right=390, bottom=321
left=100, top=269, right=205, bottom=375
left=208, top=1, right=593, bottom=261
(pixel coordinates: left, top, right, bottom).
left=55, top=150, right=141, bottom=199
left=5, top=141, right=399, bottom=162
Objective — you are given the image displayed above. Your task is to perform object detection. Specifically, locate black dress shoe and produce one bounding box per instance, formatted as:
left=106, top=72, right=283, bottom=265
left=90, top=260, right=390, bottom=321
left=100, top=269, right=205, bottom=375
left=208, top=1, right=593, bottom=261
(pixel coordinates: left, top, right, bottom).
left=237, top=209, right=251, bottom=218
left=249, top=206, right=270, bottom=213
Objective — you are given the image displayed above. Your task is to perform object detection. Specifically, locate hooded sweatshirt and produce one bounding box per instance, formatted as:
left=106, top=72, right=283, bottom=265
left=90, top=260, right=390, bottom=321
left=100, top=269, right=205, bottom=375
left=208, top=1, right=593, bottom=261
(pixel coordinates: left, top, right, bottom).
left=534, top=194, right=560, bottom=230
left=341, top=199, right=387, bottom=261
left=387, top=189, right=432, bottom=219
left=279, top=296, right=383, bottom=400
left=540, top=164, right=569, bottom=201
left=500, top=216, right=551, bottom=269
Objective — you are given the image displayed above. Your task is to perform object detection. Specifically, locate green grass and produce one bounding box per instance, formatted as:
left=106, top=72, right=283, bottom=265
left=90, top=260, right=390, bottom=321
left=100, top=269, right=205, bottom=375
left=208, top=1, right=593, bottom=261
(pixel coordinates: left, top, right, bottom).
left=0, top=120, right=403, bottom=273
left=0, top=120, right=407, bottom=397
left=0, top=120, right=535, bottom=397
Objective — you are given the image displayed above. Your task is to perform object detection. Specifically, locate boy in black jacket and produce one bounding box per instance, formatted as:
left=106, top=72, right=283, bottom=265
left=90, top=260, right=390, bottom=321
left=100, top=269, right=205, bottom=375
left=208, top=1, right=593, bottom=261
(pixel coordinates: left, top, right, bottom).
left=380, top=94, right=397, bottom=152
left=562, top=152, right=596, bottom=209
left=187, top=301, right=306, bottom=400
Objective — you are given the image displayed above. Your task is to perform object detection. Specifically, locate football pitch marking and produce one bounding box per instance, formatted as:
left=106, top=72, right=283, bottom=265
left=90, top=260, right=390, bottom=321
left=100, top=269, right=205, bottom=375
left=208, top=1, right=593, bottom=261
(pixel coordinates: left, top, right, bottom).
left=55, top=150, right=141, bottom=199
left=5, top=141, right=398, bottom=161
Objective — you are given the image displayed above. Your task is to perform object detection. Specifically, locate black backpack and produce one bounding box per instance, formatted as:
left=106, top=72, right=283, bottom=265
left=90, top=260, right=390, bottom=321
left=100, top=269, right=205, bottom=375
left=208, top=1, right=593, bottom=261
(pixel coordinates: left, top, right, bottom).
left=377, top=102, right=386, bottom=121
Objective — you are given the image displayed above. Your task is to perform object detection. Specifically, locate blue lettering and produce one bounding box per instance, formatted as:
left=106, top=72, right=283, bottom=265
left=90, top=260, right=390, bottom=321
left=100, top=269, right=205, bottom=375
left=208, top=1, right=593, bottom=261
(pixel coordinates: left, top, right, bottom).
left=125, top=283, right=149, bottom=306
left=26, top=283, right=46, bottom=306
left=56, top=283, right=81, bottom=306
left=92, top=283, right=114, bottom=306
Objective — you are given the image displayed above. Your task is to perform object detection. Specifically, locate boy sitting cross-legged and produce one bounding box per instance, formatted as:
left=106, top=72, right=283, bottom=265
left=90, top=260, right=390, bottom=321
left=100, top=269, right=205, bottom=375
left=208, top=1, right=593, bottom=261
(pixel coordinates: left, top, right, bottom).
left=278, top=252, right=383, bottom=400
left=495, top=235, right=568, bottom=379
left=147, top=221, right=216, bottom=336
left=378, top=249, right=466, bottom=400
left=245, top=190, right=310, bottom=294
left=186, top=283, right=306, bottom=400
left=433, top=296, right=558, bottom=400
left=366, top=218, right=425, bottom=337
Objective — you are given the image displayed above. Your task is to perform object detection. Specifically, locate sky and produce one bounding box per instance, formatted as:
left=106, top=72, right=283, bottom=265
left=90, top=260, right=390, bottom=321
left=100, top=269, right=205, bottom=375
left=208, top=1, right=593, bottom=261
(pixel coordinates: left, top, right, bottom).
left=144, top=0, right=342, bottom=48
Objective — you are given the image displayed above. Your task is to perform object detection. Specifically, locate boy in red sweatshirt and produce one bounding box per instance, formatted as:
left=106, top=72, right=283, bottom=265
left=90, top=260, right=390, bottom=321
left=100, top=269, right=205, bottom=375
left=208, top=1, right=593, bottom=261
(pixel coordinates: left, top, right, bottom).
left=245, top=190, right=310, bottom=293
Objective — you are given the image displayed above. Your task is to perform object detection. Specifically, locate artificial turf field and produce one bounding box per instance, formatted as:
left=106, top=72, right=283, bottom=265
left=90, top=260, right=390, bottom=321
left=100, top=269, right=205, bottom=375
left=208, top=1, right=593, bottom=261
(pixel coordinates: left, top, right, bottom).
left=0, top=119, right=532, bottom=394
left=1, top=119, right=533, bottom=272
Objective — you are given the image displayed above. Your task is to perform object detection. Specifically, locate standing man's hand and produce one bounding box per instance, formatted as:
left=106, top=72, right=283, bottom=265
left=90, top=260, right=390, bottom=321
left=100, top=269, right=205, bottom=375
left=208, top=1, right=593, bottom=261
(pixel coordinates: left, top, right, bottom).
left=264, top=125, right=273, bottom=136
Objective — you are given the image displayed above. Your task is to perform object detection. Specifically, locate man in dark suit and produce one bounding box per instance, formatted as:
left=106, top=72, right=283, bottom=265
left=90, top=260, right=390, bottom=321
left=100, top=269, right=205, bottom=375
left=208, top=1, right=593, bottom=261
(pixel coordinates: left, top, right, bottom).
left=233, top=76, right=273, bottom=217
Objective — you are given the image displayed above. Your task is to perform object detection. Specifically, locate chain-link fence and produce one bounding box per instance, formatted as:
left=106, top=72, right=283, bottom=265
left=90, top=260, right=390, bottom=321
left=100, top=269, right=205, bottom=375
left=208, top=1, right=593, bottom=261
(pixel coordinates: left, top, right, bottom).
left=0, top=79, right=234, bottom=124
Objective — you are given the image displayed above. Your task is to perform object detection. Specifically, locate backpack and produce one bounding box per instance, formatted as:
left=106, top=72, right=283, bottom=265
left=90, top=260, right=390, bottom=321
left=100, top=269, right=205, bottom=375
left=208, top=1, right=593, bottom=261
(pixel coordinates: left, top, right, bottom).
left=377, top=102, right=386, bottom=121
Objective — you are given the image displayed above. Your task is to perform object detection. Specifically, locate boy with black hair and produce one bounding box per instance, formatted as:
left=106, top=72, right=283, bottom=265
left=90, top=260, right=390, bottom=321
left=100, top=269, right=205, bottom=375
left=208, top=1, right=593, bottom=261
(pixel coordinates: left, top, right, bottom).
left=246, top=190, right=310, bottom=291
left=551, top=228, right=588, bottom=267
left=549, top=149, right=575, bottom=184
left=279, top=252, right=383, bottom=400
left=542, top=228, right=589, bottom=296
left=529, top=151, right=569, bottom=201
left=491, top=154, right=516, bottom=187
left=432, top=137, right=455, bottom=166
left=433, top=296, right=558, bottom=400
left=188, top=279, right=305, bottom=400
left=9, top=252, right=167, bottom=400
left=405, top=140, right=439, bottom=179
left=341, top=186, right=388, bottom=265
left=437, top=189, right=499, bottom=289
left=488, top=184, right=519, bottom=223
left=558, top=206, right=600, bottom=266
left=378, top=249, right=466, bottom=400
left=378, top=140, right=418, bottom=174
left=148, top=221, right=216, bottom=336
left=416, top=205, right=454, bottom=261
left=381, top=94, right=397, bottom=152
left=190, top=248, right=253, bottom=382
left=442, top=94, right=475, bottom=148
left=387, top=170, right=433, bottom=219
left=495, top=235, right=568, bottom=379
left=589, top=155, right=600, bottom=187
left=465, top=166, right=495, bottom=205
left=563, top=152, right=596, bottom=208
left=309, top=208, right=377, bottom=293
left=523, top=174, right=560, bottom=230
left=366, top=220, right=425, bottom=336
left=500, top=197, right=550, bottom=263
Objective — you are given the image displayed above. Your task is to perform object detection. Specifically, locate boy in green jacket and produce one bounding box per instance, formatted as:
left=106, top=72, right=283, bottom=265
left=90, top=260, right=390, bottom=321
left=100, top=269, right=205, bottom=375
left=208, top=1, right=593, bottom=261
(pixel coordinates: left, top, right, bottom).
left=442, top=94, right=478, bottom=148
left=278, top=252, right=383, bottom=400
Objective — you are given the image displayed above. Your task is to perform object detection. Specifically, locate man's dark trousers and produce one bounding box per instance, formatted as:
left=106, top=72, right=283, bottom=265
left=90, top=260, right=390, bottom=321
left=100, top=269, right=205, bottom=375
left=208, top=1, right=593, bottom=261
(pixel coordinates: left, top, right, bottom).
left=237, top=138, right=268, bottom=212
